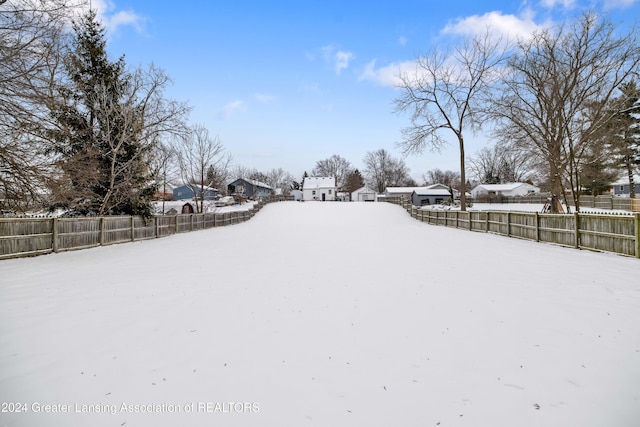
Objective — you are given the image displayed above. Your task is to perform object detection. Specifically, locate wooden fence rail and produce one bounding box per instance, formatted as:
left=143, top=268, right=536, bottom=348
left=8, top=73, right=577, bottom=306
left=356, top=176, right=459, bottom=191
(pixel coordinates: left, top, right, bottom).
left=391, top=198, right=640, bottom=258
left=472, top=194, right=640, bottom=212
left=0, top=197, right=286, bottom=260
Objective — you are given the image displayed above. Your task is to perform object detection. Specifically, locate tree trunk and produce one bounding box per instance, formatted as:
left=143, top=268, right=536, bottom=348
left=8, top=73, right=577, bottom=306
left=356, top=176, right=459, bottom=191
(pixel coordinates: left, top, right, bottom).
left=549, top=159, right=563, bottom=213
left=458, top=135, right=467, bottom=211
left=627, top=156, right=636, bottom=199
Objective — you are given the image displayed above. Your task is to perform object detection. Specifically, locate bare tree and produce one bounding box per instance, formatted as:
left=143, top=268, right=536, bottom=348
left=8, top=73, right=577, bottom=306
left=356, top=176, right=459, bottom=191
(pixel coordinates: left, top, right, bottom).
left=148, top=139, right=178, bottom=214
left=265, top=167, right=295, bottom=195
left=0, top=0, right=76, bottom=211
left=312, top=154, right=353, bottom=187
left=175, top=124, right=230, bottom=213
left=492, top=12, right=640, bottom=211
left=422, top=168, right=461, bottom=188
left=468, top=144, right=537, bottom=184
left=394, top=30, right=508, bottom=210
left=362, top=149, right=411, bottom=193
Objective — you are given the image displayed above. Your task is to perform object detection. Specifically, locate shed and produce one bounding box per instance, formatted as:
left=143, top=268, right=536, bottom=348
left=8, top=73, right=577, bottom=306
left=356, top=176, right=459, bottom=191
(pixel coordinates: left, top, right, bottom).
left=411, top=188, right=453, bottom=206
left=181, top=203, right=195, bottom=214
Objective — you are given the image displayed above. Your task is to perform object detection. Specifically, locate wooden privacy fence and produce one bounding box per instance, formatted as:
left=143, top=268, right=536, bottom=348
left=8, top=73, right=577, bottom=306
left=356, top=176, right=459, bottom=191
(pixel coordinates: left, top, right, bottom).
left=472, top=194, right=640, bottom=212
left=0, top=198, right=280, bottom=260
left=387, top=198, right=640, bottom=258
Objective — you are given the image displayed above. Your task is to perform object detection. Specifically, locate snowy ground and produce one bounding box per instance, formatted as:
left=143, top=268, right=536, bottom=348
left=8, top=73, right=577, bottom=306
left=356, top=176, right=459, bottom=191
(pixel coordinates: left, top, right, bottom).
left=1, top=201, right=639, bottom=427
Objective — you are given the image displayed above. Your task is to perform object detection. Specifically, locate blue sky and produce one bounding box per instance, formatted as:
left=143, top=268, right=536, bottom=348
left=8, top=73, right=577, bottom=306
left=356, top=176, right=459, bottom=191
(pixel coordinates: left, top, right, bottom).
left=93, top=0, right=640, bottom=182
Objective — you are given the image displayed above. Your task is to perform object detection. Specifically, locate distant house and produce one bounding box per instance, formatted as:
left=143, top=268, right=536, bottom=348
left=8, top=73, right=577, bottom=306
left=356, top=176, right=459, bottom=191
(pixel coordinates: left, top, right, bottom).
left=424, top=183, right=460, bottom=199
left=228, top=178, right=273, bottom=198
left=290, top=190, right=303, bottom=201
left=385, top=184, right=457, bottom=201
left=172, top=184, right=218, bottom=201
left=611, top=176, right=640, bottom=196
left=303, top=176, right=336, bottom=201
left=384, top=186, right=419, bottom=200
left=471, top=182, right=539, bottom=198
left=352, top=186, right=377, bottom=202
left=411, top=187, right=453, bottom=206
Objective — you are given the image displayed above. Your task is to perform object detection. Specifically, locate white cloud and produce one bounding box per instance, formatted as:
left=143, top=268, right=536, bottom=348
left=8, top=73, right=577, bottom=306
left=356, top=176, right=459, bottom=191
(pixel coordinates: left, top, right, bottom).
left=321, top=44, right=355, bottom=75
left=334, top=50, right=354, bottom=75
left=441, top=10, right=545, bottom=41
left=398, top=36, right=408, bottom=46
left=300, top=82, right=322, bottom=94
left=254, top=93, right=276, bottom=104
left=82, top=0, right=146, bottom=34
left=358, top=59, right=416, bottom=88
left=601, top=0, right=639, bottom=10
left=220, top=100, right=247, bottom=119
left=539, top=0, right=577, bottom=8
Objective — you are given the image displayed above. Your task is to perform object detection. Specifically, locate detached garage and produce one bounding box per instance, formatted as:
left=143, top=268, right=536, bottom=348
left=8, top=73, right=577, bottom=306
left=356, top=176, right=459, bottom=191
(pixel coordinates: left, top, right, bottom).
left=352, top=186, right=376, bottom=202
left=411, top=188, right=452, bottom=206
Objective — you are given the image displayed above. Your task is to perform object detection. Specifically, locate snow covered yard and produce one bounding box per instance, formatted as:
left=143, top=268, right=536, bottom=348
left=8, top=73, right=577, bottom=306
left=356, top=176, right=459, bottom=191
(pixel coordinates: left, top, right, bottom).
left=1, top=201, right=639, bottom=427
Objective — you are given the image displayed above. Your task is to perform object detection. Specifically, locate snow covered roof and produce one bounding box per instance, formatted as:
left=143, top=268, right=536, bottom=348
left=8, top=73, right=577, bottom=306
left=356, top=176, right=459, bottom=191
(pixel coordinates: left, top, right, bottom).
left=175, top=184, right=218, bottom=192
left=412, top=187, right=452, bottom=196
left=612, top=175, right=640, bottom=186
left=474, top=183, right=532, bottom=192
left=231, top=178, right=272, bottom=189
left=385, top=187, right=418, bottom=194
left=303, top=176, right=336, bottom=189
left=352, top=186, right=376, bottom=194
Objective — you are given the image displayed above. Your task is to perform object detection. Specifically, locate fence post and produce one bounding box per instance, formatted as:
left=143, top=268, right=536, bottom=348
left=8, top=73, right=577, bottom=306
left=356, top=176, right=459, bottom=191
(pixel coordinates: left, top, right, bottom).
left=535, top=212, right=540, bottom=242
left=155, top=217, right=159, bottom=238
left=635, top=213, right=640, bottom=258
left=52, top=217, right=59, bottom=253
left=507, top=212, right=511, bottom=236
left=574, top=212, right=580, bottom=249
left=100, top=217, right=105, bottom=246
left=485, top=212, right=489, bottom=233
left=131, top=216, right=135, bottom=241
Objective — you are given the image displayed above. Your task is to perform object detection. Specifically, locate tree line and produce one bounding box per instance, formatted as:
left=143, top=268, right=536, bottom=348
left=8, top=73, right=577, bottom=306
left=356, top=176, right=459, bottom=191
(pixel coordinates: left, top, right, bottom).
left=394, top=11, right=640, bottom=212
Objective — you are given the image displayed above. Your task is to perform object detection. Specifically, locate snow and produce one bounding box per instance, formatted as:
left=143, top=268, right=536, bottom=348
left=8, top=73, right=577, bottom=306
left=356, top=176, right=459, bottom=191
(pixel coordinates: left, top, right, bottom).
left=1, top=201, right=639, bottom=427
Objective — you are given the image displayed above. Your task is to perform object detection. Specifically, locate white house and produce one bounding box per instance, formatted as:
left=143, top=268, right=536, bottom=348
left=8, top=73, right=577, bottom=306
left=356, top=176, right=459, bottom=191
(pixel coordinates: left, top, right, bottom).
left=351, top=186, right=376, bottom=202
left=471, top=182, right=540, bottom=198
left=302, top=176, right=336, bottom=201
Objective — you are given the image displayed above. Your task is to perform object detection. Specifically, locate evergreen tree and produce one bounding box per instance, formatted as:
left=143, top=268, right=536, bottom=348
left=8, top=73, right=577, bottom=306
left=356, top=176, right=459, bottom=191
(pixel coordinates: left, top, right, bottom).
left=49, top=10, right=154, bottom=215
left=609, top=81, right=640, bottom=198
left=344, top=169, right=365, bottom=194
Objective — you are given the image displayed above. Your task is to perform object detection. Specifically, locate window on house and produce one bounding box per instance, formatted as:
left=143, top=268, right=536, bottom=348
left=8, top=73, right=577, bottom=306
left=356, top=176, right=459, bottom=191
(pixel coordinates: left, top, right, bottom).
left=620, top=185, right=624, bottom=191
left=328, top=189, right=332, bottom=194
left=312, top=190, right=316, bottom=195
